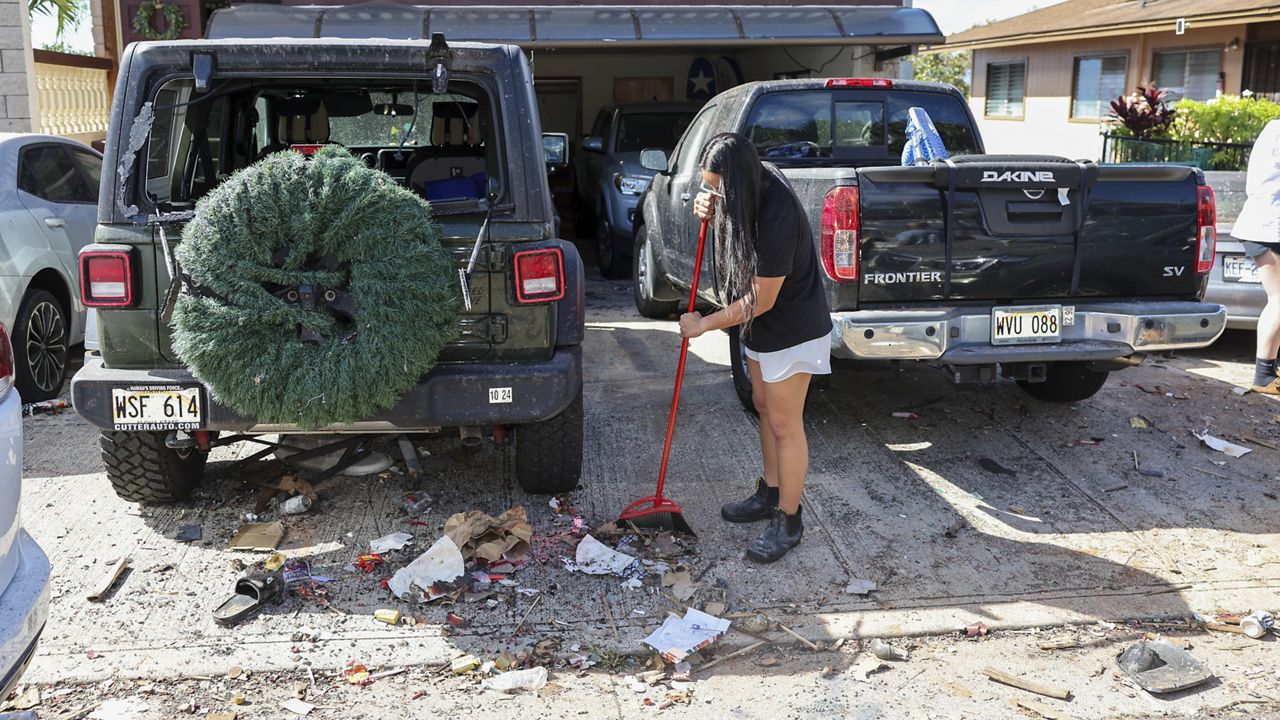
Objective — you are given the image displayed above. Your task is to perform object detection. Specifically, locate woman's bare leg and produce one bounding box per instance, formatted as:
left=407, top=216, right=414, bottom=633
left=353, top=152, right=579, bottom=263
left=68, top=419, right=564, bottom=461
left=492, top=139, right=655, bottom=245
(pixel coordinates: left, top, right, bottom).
left=1257, top=250, right=1280, bottom=362
left=746, top=358, right=780, bottom=489
left=760, top=371, right=813, bottom=514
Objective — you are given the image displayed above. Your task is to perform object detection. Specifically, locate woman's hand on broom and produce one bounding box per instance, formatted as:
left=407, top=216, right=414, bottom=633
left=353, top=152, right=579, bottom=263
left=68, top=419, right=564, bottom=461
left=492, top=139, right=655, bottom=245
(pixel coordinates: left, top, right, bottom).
left=680, top=312, right=705, bottom=339
left=694, top=191, right=715, bottom=221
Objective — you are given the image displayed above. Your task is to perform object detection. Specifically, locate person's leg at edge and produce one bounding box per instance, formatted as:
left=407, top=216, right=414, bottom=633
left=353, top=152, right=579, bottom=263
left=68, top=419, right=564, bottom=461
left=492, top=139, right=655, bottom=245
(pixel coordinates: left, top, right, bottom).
left=1254, top=250, right=1280, bottom=391
left=745, top=370, right=812, bottom=563
left=720, top=357, right=778, bottom=522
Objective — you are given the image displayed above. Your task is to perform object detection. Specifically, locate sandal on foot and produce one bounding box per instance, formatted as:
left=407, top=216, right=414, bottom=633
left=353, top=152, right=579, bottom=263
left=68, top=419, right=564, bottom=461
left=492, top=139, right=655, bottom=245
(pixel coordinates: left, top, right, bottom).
left=213, top=570, right=284, bottom=626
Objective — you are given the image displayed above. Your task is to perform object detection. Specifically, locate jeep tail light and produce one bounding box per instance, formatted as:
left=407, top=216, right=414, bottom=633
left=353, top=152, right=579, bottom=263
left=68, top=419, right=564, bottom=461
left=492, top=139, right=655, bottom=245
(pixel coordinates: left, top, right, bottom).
left=1195, top=184, right=1216, bottom=275
left=0, top=322, right=13, bottom=401
left=820, top=186, right=859, bottom=281
left=80, top=250, right=134, bottom=307
left=826, top=78, right=893, bottom=88
left=513, top=247, right=565, bottom=303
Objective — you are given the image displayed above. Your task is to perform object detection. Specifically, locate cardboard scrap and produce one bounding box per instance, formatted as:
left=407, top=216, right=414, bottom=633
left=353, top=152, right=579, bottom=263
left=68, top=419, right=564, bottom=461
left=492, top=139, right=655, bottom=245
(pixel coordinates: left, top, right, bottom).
left=388, top=535, right=466, bottom=602
left=444, top=506, right=532, bottom=564
left=227, top=521, right=284, bottom=551
left=662, top=566, right=697, bottom=602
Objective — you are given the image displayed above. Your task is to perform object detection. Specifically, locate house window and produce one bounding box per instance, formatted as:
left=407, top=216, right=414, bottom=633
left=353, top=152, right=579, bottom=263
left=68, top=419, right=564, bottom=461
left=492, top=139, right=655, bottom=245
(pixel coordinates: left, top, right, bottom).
left=1154, top=49, right=1221, bottom=101
left=1072, top=54, right=1127, bottom=119
left=985, top=61, right=1026, bottom=118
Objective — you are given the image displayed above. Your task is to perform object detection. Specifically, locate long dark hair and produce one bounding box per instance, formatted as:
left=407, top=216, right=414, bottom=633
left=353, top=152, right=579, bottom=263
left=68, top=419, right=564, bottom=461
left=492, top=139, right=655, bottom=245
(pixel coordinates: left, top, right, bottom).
left=697, top=133, right=760, bottom=324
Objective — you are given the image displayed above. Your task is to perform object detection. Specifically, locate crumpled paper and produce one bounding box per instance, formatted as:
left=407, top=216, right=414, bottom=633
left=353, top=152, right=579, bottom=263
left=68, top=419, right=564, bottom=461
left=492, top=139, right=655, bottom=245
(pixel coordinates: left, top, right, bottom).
left=388, top=535, right=465, bottom=602
left=444, top=506, right=532, bottom=564
left=570, top=534, right=640, bottom=576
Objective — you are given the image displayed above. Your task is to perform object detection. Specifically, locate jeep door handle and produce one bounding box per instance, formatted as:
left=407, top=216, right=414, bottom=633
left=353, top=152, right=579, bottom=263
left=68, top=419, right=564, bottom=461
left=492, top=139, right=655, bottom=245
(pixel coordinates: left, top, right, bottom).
left=679, top=192, right=691, bottom=202
left=44, top=217, right=66, bottom=229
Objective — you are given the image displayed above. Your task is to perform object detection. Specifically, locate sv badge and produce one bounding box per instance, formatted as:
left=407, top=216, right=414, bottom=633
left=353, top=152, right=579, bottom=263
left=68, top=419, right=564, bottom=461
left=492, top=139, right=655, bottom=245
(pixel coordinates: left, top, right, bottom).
left=1163, top=266, right=1186, bottom=277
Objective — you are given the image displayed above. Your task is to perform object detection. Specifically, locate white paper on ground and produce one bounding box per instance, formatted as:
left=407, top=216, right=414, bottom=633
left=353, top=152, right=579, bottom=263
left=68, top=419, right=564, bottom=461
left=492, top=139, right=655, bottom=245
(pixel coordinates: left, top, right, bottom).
left=1196, top=432, right=1252, bottom=458
left=844, top=578, right=877, bottom=595
left=481, top=666, right=549, bottom=693
left=573, top=534, right=639, bottom=576
left=88, top=699, right=145, bottom=720
left=643, top=608, right=731, bottom=662
left=370, top=532, right=414, bottom=553
left=388, top=535, right=465, bottom=601
left=281, top=698, right=316, bottom=715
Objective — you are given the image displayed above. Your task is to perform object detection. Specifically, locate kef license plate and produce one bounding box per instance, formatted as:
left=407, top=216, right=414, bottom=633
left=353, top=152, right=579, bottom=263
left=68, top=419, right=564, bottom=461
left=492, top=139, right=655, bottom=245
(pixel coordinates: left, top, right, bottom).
left=991, top=305, right=1063, bottom=346
left=1223, top=255, right=1262, bottom=283
left=111, top=386, right=203, bottom=430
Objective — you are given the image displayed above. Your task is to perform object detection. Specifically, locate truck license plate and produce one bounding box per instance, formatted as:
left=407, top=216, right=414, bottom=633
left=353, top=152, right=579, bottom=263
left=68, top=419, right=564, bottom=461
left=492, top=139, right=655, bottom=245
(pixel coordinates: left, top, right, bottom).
left=111, top=386, right=203, bottom=430
left=991, top=305, right=1063, bottom=346
left=1223, top=255, right=1262, bottom=283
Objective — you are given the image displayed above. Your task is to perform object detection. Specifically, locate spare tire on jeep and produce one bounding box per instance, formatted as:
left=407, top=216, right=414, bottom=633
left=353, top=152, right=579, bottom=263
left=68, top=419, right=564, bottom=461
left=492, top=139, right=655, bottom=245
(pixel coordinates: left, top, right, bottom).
left=171, top=147, right=460, bottom=429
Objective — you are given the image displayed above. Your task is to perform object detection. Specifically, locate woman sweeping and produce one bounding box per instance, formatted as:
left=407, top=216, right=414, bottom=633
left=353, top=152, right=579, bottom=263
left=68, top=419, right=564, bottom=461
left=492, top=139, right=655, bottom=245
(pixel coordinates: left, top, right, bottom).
left=680, top=132, right=832, bottom=563
left=1233, top=119, right=1280, bottom=394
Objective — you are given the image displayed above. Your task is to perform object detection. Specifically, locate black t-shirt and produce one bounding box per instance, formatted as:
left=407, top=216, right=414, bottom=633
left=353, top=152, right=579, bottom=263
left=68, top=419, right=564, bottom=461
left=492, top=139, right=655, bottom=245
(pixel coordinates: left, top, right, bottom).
left=744, top=164, right=833, bottom=353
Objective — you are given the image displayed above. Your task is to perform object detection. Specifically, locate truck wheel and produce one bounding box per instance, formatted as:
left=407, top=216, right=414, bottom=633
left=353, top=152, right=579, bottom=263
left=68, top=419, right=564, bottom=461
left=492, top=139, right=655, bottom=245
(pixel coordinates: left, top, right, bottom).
left=595, top=211, right=628, bottom=280
left=515, top=386, right=583, bottom=494
left=14, top=289, right=69, bottom=402
left=100, top=430, right=207, bottom=503
left=728, top=325, right=756, bottom=414
left=1017, top=362, right=1110, bottom=403
left=633, top=225, right=680, bottom=319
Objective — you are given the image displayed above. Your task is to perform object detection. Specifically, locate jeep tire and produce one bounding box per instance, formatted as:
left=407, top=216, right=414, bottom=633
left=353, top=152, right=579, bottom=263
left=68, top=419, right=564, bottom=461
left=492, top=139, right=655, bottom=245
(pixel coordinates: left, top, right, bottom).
left=633, top=224, right=680, bottom=319
left=100, top=430, right=207, bottom=503
left=515, top=384, right=583, bottom=494
left=1017, top=362, right=1109, bottom=403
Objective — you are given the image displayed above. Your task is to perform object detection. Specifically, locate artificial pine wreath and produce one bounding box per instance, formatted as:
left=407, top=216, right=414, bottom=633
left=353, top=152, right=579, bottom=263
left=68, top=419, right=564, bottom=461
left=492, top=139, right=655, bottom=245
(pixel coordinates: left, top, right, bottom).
left=132, top=0, right=186, bottom=41
left=171, top=147, right=460, bottom=429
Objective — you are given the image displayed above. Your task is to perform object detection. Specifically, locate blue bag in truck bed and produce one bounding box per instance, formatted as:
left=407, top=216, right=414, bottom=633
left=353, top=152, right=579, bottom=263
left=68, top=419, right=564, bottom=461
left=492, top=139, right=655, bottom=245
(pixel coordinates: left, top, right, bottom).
left=423, top=172, right=487, bottom=202
left=901, top=107, right=948, bottom=166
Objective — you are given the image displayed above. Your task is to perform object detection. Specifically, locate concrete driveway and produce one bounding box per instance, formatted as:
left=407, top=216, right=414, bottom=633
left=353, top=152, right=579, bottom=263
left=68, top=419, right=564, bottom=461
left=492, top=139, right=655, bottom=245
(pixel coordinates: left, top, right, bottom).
left=11, top=273, right=1280, bottom=719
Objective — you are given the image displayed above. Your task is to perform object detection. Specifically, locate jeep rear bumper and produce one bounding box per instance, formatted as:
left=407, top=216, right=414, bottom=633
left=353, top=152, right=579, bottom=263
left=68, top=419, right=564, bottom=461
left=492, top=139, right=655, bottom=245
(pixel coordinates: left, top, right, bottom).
left=831, top=301, right=1226, bottom=363
left=71, top=346, right=582, bottom=433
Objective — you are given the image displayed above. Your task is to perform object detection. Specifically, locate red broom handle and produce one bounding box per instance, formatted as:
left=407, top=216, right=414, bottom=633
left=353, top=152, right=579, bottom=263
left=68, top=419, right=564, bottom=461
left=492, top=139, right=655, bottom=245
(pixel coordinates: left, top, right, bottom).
left=653, top=219, right=709, bottom=499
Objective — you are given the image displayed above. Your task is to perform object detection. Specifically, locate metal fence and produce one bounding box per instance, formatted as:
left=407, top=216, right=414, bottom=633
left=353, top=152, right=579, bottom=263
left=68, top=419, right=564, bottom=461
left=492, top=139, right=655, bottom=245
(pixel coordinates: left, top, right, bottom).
left=1101, top=133, right=1254, bottom=172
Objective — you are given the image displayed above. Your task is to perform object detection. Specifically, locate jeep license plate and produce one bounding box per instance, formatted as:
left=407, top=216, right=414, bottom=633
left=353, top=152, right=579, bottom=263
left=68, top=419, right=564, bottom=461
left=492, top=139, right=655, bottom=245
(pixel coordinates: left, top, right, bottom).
left=111, top=386, right=203, bottom=430
left=1223, top=255, right=1262, bottom=283
left=991, top=305, right=1063, bottom=346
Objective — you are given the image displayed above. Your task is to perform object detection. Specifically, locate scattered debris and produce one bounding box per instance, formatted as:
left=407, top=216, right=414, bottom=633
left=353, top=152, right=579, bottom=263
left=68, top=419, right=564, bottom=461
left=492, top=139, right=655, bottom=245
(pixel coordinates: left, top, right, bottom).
left=227, top=521, right=285, bottom=551
left=870, top=638, right=908, bottom=661
left=278, top=494, right=313, bottom=516
left=369, top=532, right=414, bottom=554
left=388, top=535, right=466, bottom=602
left=844, top=578, right=877, bottom=596
left=6, top=686, right=40, bottom=710
left=87, top=698, right=144, bottom=720
left=23, top=399, right=69, bottom=416
left=482, top=666, right=549, bottom=693
left=1038, top=637, right=1080, bottom=651
left=697, top=640, right=770, bottom=672
left=662, top=566, right=697, bottom=602
left=892, top=411, right=919, bottom=419
left=1129, top=416, right=1151, bottom=429
left=1116, top=640, right=1214, bottom=694
left=570, top=534, right=640, bottom=576
left=373, top=609, right=402, bottom=625
left=978, top=458, right=1016, bottom=475
left=403, top=493, right=432, bottom=517
left=175, top=524, right=203, bottom=543
left=1195, top=432, right=1252, bottom=459
left=87, top=557, right=130, bottom=602
left=846, top=656, right=889, bottom=681
left=280, top=698, right=315, bottom=715
left=965, top=622, right=989, bottom=638
left=767, top=614, right=820, bottom=651
left=737, top=613, right=771, bottom=635
left=1014, top=698, right=1078, bottom=720
left=1240, top=610, right=1274, bottom=639
left=451, top=654, right=482, bottom=674
left=444, top=506, right=532, bottom=564
left=982, top=666, right=1071, bottom=700
left=644, top=608, right=731, bottom=662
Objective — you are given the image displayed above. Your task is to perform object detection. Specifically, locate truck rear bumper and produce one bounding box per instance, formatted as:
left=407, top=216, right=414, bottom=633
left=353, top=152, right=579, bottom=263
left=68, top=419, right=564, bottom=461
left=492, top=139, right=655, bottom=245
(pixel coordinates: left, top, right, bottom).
left=71, top=346, right=582, bottom=433
left=830, top=301, right=1226, bottom=363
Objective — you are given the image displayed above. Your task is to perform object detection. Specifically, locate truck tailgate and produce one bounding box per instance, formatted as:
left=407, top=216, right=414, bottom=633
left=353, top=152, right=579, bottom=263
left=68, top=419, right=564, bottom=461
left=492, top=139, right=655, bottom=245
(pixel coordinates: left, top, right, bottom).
left=856, top=159, right=1205, bottom=303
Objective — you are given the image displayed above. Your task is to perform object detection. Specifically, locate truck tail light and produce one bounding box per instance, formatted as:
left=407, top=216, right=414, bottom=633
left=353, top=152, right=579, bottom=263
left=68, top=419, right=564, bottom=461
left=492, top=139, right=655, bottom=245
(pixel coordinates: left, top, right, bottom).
left=0, top=322, right=12, bottom=401
left=513, top=248, right=565, bottom=303
left=81, top=250, right=135, bottom=307
left=820, top=186, right=859, bottom=282
left=826, top=78, right=893, bottom=88
left=1195, top=184, right=1216, bottom=275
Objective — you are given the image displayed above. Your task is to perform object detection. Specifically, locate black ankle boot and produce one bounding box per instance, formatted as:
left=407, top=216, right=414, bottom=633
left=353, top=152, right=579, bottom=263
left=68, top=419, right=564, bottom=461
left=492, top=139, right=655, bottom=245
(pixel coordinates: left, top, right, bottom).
left=745, top=506, right=803, bottom=563
left=721, top=478, right=777, bottom=523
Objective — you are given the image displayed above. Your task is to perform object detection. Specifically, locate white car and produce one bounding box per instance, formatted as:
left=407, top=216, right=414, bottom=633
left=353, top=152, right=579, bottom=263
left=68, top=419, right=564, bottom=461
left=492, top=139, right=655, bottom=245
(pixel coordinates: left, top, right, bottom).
left=0, top=134, right=101, bottom=401
left=0, top=320, right=51, bottom=699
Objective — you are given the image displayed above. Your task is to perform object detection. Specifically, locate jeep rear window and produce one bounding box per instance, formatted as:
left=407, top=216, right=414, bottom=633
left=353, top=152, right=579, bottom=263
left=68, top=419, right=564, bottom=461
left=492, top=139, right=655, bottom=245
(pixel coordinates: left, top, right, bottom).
left=744, top=90, right=979, bottom=162
left=138, top=78, right=498, bottom=213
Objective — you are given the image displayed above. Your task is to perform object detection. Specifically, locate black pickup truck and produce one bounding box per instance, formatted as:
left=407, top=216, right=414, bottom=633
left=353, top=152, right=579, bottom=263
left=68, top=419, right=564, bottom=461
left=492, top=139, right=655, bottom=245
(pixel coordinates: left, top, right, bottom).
left=633, top=78, right=1226, bottom=408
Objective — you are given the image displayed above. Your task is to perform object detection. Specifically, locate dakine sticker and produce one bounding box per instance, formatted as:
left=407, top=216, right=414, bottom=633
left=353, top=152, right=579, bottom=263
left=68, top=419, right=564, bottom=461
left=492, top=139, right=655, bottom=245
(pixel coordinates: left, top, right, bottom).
left=981, top=170, right=1055, bottom=183
left=489, top=387, right=513, bottom=404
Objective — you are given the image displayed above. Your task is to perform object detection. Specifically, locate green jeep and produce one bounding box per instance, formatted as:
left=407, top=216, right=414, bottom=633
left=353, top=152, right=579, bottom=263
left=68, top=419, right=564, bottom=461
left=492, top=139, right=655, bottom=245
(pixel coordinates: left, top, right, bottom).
left=70, top=37, right=585, bottom=502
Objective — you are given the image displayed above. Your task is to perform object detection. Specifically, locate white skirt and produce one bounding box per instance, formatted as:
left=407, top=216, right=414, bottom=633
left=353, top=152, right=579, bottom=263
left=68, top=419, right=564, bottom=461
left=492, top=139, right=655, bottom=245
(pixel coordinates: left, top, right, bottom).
left=743, top=334, right=832, bottom=383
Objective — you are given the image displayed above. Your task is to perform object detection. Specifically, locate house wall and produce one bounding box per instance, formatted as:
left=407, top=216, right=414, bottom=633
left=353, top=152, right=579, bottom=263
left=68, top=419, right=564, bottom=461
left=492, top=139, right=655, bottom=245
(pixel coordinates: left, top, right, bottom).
left=970, top=24, right=1247, bottom=159
left=0, top=0, right=35, bottom=132
left=532, top=44, right=889, bottom=135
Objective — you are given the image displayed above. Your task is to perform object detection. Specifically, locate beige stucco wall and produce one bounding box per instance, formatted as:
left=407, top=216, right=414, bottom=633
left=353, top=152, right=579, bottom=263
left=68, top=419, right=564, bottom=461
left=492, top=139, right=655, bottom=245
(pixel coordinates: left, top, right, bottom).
left=969, top=24, right=1247, bottom=159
